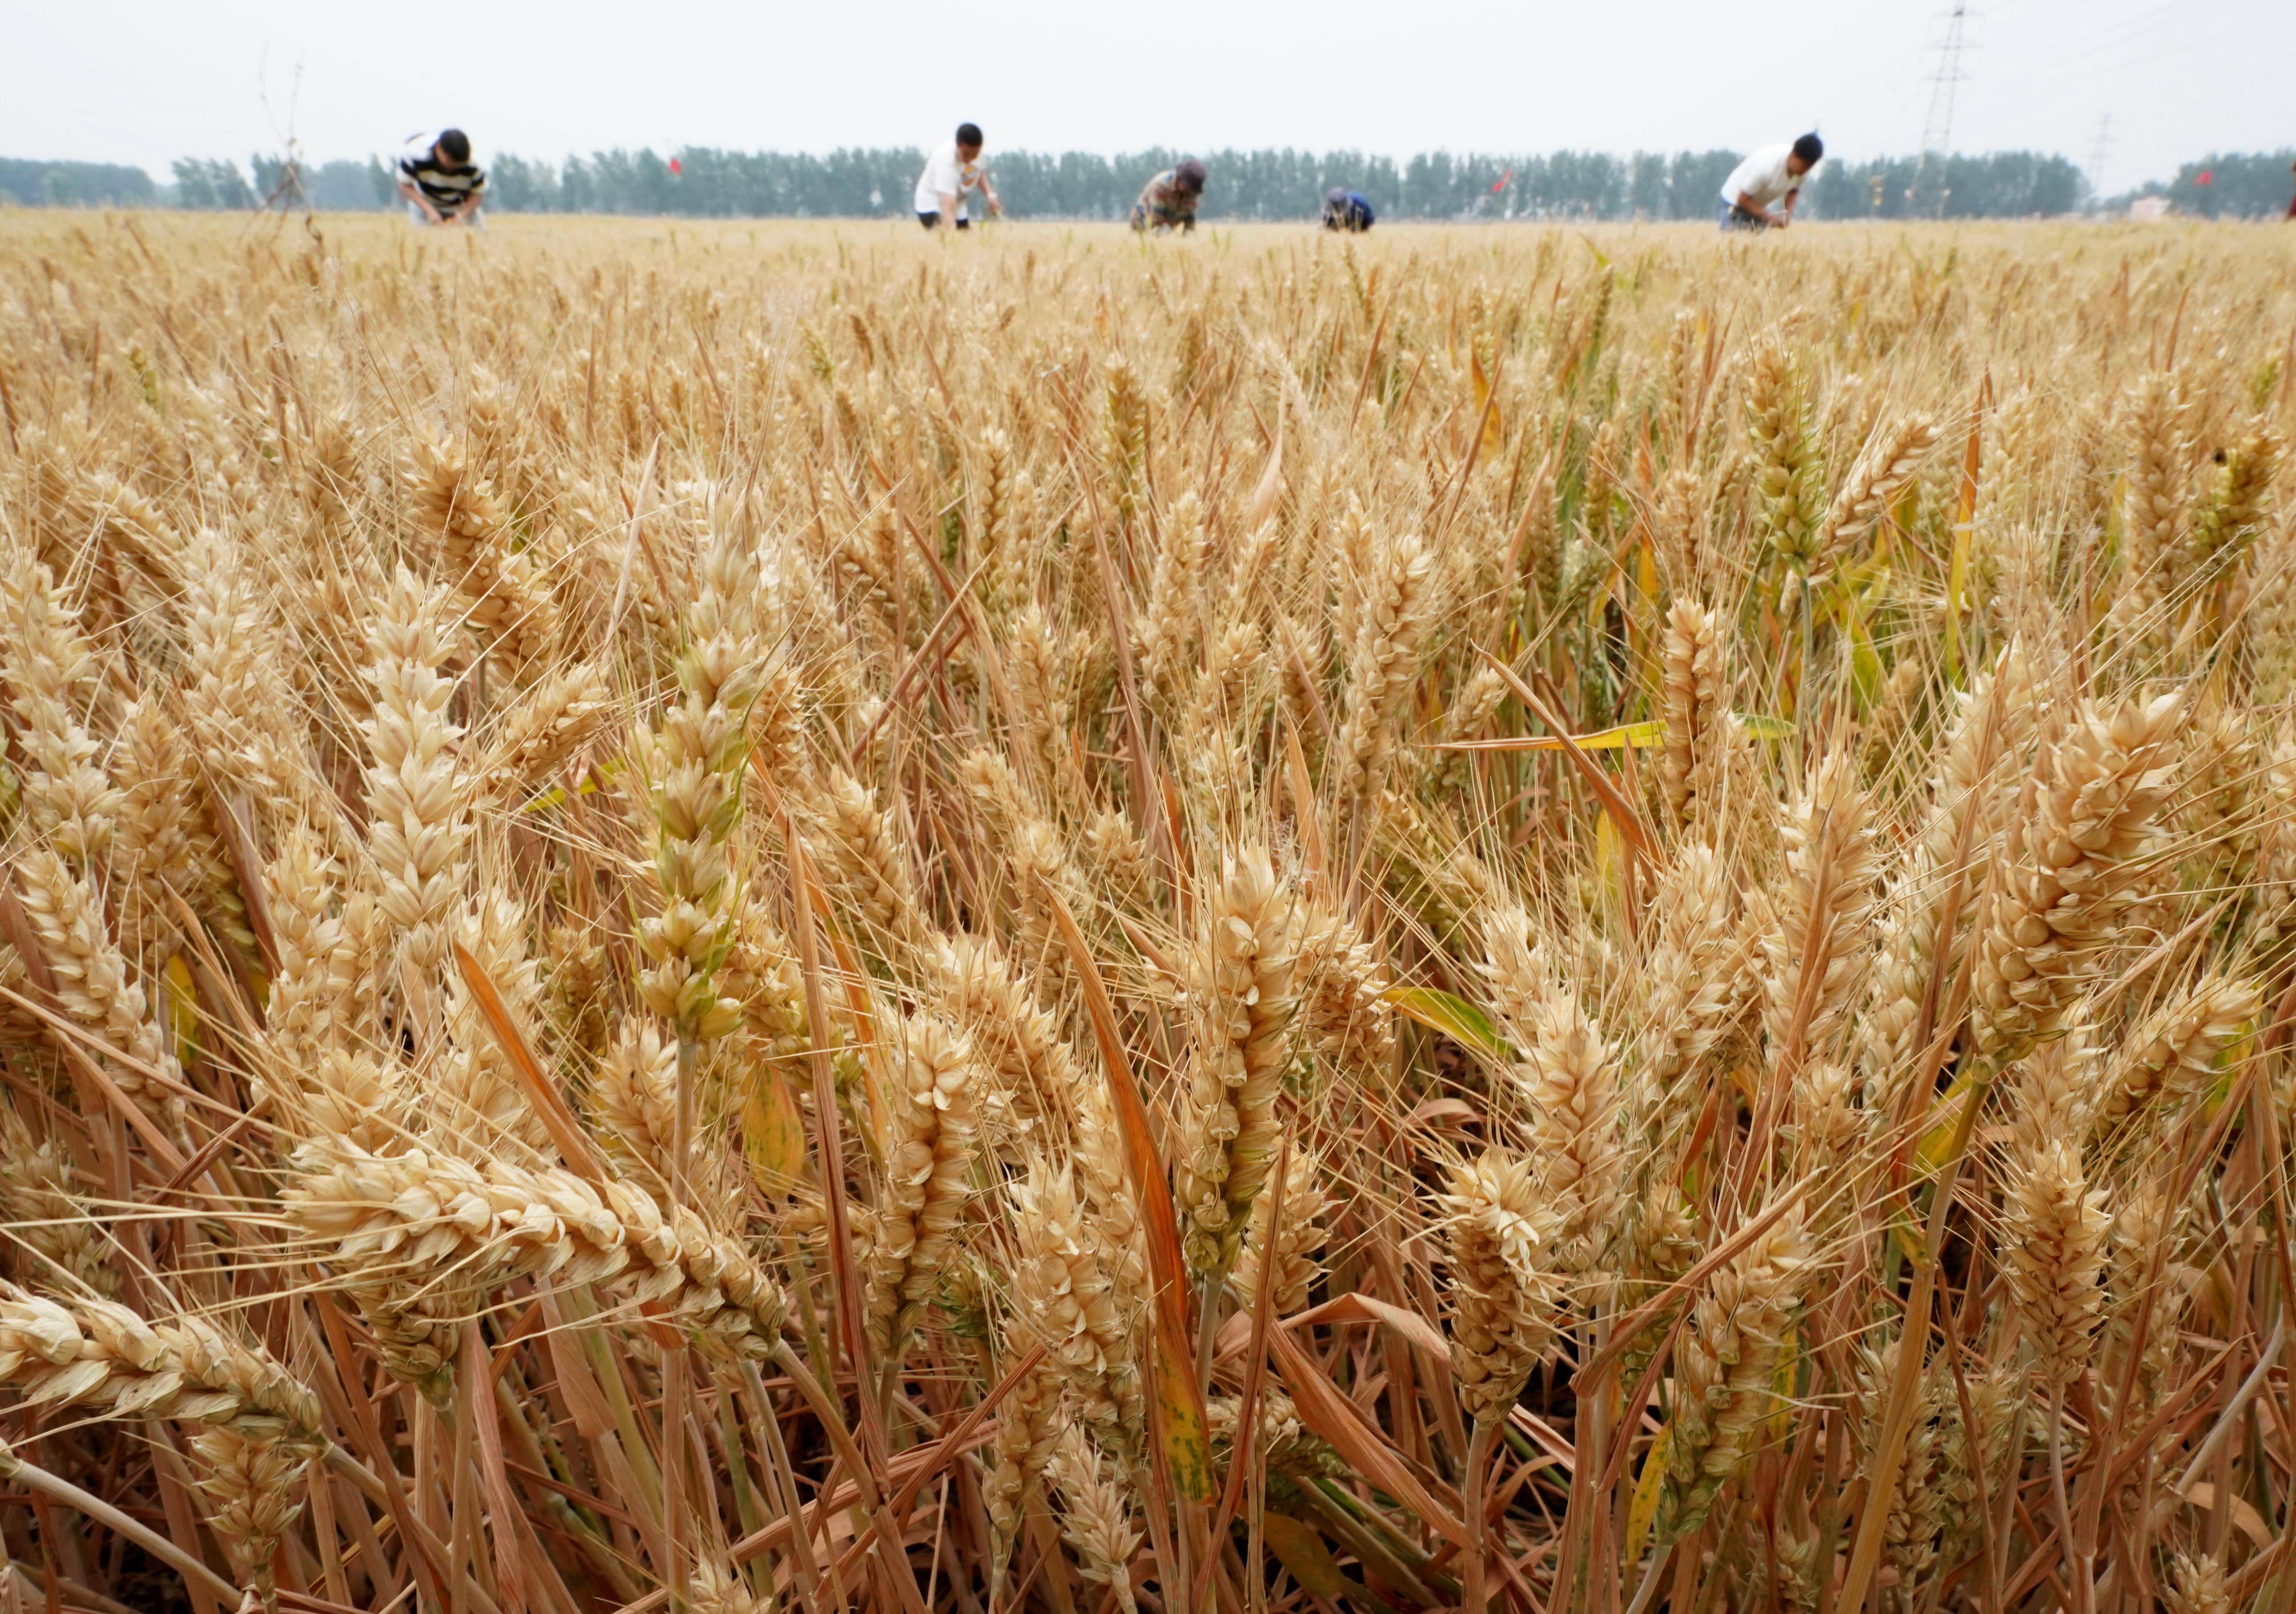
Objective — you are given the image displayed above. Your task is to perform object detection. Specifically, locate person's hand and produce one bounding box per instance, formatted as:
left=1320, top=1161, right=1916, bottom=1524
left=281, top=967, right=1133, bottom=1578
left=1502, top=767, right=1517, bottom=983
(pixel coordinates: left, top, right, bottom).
left=988, top=198, right=1004, bottom=219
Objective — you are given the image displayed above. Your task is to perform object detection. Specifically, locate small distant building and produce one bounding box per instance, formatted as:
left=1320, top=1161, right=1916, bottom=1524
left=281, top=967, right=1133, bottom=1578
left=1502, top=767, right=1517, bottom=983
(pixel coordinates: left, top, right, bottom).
left=2129, top=196, right=2170, bottom=222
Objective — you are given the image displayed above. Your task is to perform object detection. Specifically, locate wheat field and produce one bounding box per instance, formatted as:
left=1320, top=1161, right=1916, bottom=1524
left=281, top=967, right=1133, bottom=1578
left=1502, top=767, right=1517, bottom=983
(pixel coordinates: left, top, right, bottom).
left=0, top=209, right=2293, bottom=1614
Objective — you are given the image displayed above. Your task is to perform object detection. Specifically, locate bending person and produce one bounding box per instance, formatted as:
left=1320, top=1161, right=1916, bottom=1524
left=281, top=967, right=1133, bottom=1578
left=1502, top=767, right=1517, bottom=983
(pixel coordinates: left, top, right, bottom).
left=397, top=129, right=486, bottom=226
left=1718, top=133, right=1822, bottom=231
left=915, top=122, right=1001, bottom=230
left=1132, top=160, right=1207, bottom=233
left=1322, top=186, right=1375, bottom=232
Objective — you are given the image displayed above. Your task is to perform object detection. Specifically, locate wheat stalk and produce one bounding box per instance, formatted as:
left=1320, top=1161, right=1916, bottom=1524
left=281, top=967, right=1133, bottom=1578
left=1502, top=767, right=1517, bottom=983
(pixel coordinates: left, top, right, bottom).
left=1173, top=847, right=1300, bottom=1279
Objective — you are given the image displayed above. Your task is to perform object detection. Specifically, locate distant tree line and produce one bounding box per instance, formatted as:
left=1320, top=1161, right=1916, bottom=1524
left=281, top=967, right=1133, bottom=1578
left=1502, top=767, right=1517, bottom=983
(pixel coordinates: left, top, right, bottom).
left=0, top=157, right=396, bottom=212
left=468, top=146, right=1753, bottom=220
left=2125, top=150, right=2296, bottom=220
left=0, top=159, right=155, bottom=207
left=168, top=159, right=258, bottom=210
left=466, top=146, right=2098, bottom=222
left=242, top=156, right=399, bottom=212
left=1807, top=151, right=2089, bottom=220
left=4, top=144, right=2282, bottom=222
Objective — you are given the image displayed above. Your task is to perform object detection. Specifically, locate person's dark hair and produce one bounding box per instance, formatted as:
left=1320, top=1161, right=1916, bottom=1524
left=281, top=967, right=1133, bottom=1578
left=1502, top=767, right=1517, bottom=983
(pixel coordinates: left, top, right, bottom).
left=1175, top=159, right=1207, bottom=193
left=436, top=128, right=472, bottom=165
left=1792, top=132, right=1824, bottom=165
left=957, top=122, right=984, bottom=149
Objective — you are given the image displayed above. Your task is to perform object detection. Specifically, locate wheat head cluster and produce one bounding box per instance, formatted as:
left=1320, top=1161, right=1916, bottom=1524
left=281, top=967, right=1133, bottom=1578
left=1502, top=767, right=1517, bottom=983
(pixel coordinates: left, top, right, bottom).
left=0, top=210, right=2292, bottom=1614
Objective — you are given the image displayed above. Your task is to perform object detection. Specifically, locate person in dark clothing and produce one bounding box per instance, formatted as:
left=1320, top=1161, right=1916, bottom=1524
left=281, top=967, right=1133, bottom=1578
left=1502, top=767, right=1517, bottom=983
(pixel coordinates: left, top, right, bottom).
left=1322, top=187, right=1375, bottom=232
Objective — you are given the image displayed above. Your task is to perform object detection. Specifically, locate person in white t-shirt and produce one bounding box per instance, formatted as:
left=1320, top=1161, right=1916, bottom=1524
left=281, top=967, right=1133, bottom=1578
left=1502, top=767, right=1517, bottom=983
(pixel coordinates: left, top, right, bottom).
left=914, top=123, right=1001, bottom=230
left=1718, top=133, right=1823, bottom=231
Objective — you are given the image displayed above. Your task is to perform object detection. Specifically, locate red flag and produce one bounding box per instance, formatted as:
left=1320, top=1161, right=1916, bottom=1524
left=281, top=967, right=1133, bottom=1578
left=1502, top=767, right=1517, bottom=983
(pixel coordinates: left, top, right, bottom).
left=669, top=155, right=684, bottom=177
left=1491, top=167, right=1514, bottom=195
left=2194, top=168, right=2211, bottom=186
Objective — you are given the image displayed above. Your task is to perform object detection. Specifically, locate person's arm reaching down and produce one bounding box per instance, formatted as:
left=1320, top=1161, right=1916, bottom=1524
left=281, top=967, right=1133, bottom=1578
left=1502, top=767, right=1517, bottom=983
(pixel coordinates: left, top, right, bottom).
left=398, top=172, right=444, bottom=223
left=1734, top=188, right=1786, bottom=228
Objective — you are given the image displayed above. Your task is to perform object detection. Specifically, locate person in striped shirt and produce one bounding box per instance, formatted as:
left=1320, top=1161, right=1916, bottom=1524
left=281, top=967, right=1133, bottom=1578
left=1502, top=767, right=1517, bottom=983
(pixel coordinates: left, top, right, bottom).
left=1131, top=160, right=1207, bottom=233
left=396, top=130, right=486, bottom=226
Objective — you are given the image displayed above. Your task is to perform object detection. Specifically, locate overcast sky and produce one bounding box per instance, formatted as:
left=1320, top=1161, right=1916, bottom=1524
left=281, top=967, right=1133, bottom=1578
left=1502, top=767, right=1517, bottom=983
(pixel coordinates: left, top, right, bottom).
left=5, top=0, right=2288, bottom=191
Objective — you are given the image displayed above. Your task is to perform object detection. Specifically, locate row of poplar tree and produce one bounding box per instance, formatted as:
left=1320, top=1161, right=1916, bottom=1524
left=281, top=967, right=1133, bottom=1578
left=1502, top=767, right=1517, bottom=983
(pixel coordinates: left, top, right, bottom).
left=4, top=147, right=2291, bottom=220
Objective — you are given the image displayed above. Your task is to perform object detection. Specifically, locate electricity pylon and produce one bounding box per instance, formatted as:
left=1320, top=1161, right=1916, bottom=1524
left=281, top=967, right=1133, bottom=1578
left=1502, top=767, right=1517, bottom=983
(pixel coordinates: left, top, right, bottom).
left=1914, top=2, right=1973, bottom=218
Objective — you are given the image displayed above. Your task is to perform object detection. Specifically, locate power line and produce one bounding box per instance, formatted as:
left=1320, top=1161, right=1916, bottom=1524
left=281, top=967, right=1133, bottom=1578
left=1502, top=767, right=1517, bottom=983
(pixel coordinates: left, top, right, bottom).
left=2023, top=0, right=2207, bottom=78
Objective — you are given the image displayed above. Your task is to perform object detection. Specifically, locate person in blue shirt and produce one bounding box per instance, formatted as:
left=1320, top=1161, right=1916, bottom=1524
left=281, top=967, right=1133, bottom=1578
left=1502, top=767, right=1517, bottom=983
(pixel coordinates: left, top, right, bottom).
left=1322, top=187, right=1375, bottom=232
